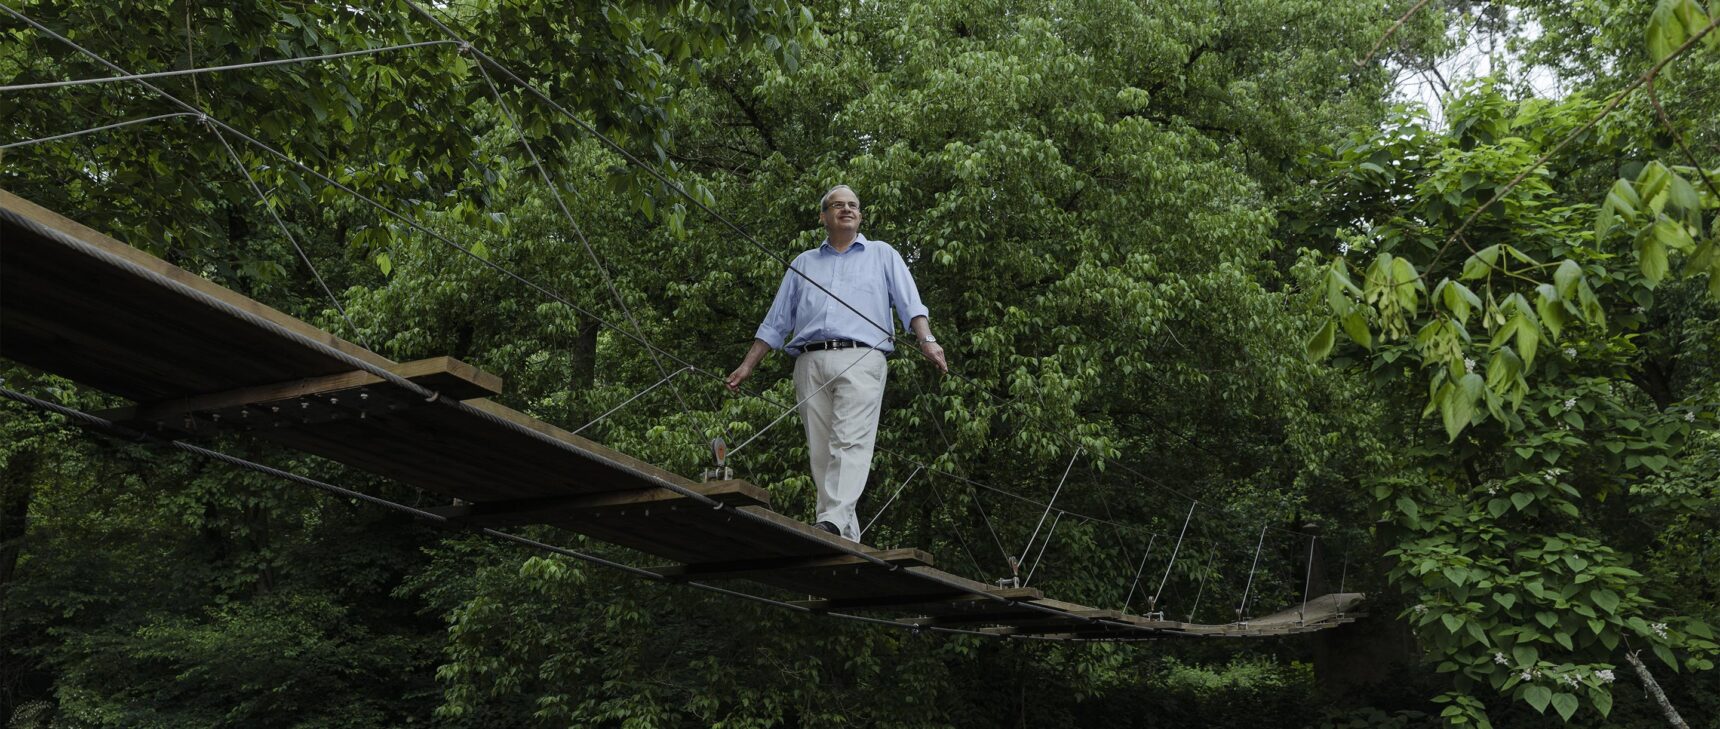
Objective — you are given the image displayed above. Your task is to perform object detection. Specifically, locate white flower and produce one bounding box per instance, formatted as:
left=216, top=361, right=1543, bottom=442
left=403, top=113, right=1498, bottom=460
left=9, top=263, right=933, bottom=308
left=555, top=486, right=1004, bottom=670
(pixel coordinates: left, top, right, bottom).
left=1652, top=622, right=1669, bottom=640
left=1564, top=347, right=1577, bottom=358
left=1561, top=673, right=1580, bottom=687
left=1413, top=604, right=1428, bottom=614
left=1685, top=411, right=1697, bottom=422
left=1464, top=357, right=1476, bottom=374
left=1596, top=669, right=1615, bottom=683
left=1338, top=242, right=1350, bottom=256
left=1563, top=398, right=1577, bottom=409
left=1519, top=670, right=1535, bottom=682
left=1494, top=652, right=1508, bottom=665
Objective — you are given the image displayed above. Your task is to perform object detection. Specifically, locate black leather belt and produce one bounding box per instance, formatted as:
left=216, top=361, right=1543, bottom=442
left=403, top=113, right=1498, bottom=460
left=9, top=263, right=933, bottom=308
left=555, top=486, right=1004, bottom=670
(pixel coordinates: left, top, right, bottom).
left=801, top=339, right=871, bottom=352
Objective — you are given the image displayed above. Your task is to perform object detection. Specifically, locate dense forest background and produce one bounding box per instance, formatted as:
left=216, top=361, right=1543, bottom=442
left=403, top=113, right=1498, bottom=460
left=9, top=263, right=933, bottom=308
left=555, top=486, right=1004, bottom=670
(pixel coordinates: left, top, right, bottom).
left=1, top=0, right=1716, bottom=727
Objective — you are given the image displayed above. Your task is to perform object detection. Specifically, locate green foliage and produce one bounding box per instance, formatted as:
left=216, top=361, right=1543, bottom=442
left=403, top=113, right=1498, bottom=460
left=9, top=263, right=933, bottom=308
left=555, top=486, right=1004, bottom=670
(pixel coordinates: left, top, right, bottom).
left=1297, top=5, right=1720, bottom=723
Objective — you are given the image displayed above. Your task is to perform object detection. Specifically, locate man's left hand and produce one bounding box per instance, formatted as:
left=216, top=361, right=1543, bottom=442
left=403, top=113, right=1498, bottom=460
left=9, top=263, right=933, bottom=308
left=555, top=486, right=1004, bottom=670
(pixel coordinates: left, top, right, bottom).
left=919, top=340, right=948, bottom=374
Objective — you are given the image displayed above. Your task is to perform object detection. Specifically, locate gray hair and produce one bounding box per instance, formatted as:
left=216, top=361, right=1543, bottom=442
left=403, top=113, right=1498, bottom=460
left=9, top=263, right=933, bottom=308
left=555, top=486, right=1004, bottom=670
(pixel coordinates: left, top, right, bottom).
left=819, top=184, right=859, bottom=211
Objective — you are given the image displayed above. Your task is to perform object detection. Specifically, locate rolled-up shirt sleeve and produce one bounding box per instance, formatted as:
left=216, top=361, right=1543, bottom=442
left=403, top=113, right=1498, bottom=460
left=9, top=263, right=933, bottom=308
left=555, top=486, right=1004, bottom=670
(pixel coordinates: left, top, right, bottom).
left=886, top=247, right=930, bottom=330
left=754, top=268, right=798, bottom=350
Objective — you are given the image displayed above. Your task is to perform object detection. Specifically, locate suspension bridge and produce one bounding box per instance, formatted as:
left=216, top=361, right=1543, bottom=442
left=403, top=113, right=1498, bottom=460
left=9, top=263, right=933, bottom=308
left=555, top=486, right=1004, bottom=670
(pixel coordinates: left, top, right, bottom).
left=0, top=1, right=1364, bottom=642
left=0, top=189, right=1360, bottom=640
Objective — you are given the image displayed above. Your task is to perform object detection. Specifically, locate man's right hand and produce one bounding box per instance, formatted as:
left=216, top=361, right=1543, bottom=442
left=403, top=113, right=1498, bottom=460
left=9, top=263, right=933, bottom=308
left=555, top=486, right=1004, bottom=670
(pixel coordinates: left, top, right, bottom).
left=725, top=363, right=754, bottom=393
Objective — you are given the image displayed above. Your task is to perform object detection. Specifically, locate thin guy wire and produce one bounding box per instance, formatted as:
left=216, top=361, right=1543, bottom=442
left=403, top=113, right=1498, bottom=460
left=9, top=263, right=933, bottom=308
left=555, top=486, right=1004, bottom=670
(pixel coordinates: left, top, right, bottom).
left=571, top=365, right=692, bottom=436
left=926, top=476, right=987, bottom=578
left=1150, top=500, right=1197, bottom=610
left=965, top=481, right=1014, bottom=571
left=1300, top=535, right=1317, bottom=624
left=208, top=122, right=367, bottom=348
left=469, top=55, right=712, bottom=446
left=1122, top=534, right=1158, bottom=612
left=862, top=465, right=922, bottom=538
left=1187, top=549, right=1217, bottom=623
left=0, top=112, right=199, bottom=149
left=1018, top=448, right=1081, bottom=564
left=0, top=40, right=458, bottom=91
left=1237, top=524, right=1269, bottom=622
left=1021, top=510, right=1062, bottom=587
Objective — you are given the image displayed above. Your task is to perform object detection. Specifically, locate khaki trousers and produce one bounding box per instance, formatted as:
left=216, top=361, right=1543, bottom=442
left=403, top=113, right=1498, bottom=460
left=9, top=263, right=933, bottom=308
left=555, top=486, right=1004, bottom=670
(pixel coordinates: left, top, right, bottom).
left=792, top=347, right=888, bottom=541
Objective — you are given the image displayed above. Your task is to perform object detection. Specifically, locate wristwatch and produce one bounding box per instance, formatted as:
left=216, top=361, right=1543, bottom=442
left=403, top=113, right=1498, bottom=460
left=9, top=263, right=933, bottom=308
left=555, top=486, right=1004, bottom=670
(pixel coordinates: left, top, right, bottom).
left=920, top=334, right=937, bottom=343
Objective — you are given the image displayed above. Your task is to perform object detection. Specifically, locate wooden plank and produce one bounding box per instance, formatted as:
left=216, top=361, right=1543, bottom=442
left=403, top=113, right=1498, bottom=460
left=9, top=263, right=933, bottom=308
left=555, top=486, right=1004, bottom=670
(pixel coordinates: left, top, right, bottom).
left=788, top=587, right=1042, bottom=613
left=650, top=547, right=932, bottom=582
left=98, top=356, right=502, bottom=427
left=428, top=480, right=770, bottom=528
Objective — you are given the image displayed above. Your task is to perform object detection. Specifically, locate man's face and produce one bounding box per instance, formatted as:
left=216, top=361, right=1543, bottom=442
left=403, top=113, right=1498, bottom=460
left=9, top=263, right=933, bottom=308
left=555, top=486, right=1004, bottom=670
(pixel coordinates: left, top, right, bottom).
left=819, top=188, right=862, bottom=236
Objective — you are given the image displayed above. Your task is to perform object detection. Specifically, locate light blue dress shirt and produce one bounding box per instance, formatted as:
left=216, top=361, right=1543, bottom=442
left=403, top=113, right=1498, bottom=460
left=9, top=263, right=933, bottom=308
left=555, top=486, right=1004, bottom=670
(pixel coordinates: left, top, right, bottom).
left=755, top=234, right=930, bottom=355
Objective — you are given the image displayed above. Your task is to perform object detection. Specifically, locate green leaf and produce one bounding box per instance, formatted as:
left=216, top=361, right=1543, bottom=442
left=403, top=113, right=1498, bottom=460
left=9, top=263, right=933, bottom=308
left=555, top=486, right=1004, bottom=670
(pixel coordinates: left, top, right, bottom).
left=1341, top=310, right=1373, bottom=350
left=1462, top=245, right=1501, bottom=280
left=1524, top=685, right=1552, bottom=713
left=1638, top=232, right=1668, bottom=286
left=1591, top=589, right=1620, bottom=614
left=1649, top=3, right=1679, bottom=62
left=1442, top=613, right=1463, bottom=634
left=1553, top=260, right=1582, bottom=299
left=1443, top=373, right=1485, bottom=441
left=375, top=252, right=392, bottom=277
left=1513, top=314, right=1539, bottom=368
left=1550, top=692, right=1578, bottom=722
left=1396, top=496, right=1420, bottom=522
left=1591, top=687, right=1613, bottom=717
left=1554, top=631, right=1574, bottom=650
left=1653, top=216, right=1697, bottom=253
left=1653, top=643, right=1679, bottom=671
left=1512, top=491, right=1535, bottom=511
left=1512, top=645, right=1537, bottom=666
left=1305, top=320, right=1336, bottom=361
left=1488, top=497, right=1511, bottom=517
left=1495, top=593, right=1517, bottom=610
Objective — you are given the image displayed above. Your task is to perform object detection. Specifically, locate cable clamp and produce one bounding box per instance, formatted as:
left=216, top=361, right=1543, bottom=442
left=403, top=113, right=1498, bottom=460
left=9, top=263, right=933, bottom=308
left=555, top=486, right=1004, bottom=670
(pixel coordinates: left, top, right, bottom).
left=458, top=41, right=473, bottom=54
left=424, top=391, right=442, bottom=403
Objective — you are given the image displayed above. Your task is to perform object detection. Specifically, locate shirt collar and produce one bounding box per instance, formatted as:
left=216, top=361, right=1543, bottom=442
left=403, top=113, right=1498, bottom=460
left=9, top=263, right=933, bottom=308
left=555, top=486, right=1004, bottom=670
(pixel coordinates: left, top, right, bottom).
left=819, top=233, right=868, bottom=254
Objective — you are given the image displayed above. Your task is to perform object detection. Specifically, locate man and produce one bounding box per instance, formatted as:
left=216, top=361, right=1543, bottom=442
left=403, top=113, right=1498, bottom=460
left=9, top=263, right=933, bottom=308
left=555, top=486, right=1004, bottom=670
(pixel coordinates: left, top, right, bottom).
left=726, top=184, right=947, bottom=541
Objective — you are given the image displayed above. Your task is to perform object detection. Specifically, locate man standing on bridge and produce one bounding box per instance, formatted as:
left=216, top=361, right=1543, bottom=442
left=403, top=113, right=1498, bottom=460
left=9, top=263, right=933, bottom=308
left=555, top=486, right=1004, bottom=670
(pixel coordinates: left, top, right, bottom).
left=726, top=184, right=947, bottom=541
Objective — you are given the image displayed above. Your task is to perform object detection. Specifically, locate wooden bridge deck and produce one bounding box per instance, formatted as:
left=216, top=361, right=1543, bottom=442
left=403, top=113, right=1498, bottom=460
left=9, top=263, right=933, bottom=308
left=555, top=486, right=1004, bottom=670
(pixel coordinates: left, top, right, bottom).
left=0, top=189, right=1362, bottom=639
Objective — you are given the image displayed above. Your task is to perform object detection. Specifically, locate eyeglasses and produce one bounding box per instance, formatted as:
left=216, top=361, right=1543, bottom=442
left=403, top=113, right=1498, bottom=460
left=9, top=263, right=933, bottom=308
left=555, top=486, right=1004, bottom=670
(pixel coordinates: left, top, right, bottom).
left=822, top=200, right=860, bottom=211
